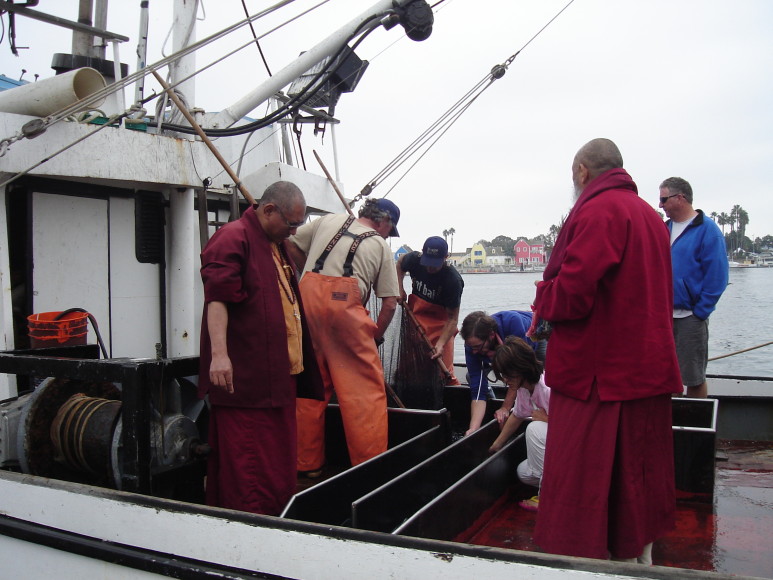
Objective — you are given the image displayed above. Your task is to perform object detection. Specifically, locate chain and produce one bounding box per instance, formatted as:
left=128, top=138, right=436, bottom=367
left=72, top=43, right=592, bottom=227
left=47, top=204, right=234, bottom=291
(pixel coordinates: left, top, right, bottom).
left=0, top=131, right=28, bottom=158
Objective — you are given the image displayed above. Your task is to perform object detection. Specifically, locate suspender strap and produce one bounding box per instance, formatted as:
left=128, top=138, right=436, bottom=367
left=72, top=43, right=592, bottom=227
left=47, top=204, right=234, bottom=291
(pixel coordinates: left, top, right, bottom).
left=311, top=216, right=379, bottom=277
left=312, top=216, right=356, bottom=273
left=342, top=230, right=378, bottom=277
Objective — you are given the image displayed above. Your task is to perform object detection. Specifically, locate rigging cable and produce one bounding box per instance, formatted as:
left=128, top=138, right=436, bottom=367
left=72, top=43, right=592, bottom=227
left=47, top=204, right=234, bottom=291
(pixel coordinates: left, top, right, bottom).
left=366, top=73, right=492, bottom=199
left=0, top=0, right=306, bottom=157
left=150, top=11, right=385, bottom=137
left=241, top=0, right=273, bottom=76
left=0, top=0, right=341, bottom=189
left=357, top=0, right=576, bottom=202
left=150, top=0, right=326, bottom=131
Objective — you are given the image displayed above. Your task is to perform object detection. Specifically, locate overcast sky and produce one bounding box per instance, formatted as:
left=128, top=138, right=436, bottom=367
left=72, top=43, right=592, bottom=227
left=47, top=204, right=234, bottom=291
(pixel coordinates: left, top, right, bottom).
left=4, top=0, right=772, bottom=253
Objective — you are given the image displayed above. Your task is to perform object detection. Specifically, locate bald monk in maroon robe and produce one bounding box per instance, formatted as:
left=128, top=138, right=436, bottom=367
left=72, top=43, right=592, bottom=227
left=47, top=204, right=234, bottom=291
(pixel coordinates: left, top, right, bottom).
left=198, top=181, right=323, bottom=516
left=532, top=139, right=682, bottom=563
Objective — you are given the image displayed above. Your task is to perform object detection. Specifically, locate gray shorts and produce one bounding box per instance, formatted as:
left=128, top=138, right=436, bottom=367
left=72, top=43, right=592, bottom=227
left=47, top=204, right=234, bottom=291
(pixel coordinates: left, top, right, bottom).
left=673, top=315, right=709, bottom=387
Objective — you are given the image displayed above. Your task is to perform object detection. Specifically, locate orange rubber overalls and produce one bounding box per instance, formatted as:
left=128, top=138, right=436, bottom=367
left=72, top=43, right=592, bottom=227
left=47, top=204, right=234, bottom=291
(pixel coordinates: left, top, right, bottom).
left=407, top=294, right=460, bottom=385
left=296, top=217, right=388, bottom=471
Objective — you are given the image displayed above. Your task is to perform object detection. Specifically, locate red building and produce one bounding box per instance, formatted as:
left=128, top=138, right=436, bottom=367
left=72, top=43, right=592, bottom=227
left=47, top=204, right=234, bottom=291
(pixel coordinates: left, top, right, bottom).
left=513, top=238, right=546, bottom=266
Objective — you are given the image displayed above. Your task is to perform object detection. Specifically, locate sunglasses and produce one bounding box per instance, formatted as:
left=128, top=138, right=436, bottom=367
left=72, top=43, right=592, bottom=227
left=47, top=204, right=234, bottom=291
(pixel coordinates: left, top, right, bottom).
left=659, top=193, right=682, bottom=204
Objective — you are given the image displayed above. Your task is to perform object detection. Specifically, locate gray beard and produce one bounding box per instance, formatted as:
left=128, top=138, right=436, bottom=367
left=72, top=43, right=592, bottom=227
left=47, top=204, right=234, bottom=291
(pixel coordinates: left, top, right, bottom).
left=572, top=184, right=583, bottom=204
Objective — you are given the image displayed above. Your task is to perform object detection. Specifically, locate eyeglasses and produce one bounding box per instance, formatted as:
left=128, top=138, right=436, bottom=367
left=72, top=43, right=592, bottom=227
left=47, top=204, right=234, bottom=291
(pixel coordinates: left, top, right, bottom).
left=659, top=193, right=682, bottom=204
left=275, top=205, right=306, bottom=229
left=468, top=339, right=489, bottom=354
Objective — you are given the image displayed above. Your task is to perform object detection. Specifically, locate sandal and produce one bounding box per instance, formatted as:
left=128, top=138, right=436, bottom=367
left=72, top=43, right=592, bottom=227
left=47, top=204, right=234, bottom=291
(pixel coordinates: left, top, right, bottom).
left=518, top=495, right=539, bottom=512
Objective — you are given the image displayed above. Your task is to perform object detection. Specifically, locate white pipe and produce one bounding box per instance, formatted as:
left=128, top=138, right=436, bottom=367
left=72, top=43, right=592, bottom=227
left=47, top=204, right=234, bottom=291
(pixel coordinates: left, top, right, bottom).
left=134, top=0, right=150, bottom=105
left=331, top=123, right=340, bottom=180
left=111, top=41, right=126, bottom=112
left=0, top=185, right=17, bottom=399
left=0, top=68, right=107, bottom=117
left=171, top=0, right=197, bottom=108
left=167, top=0, right=198, bottom=357
left=208, top=0, right=407, bottom=129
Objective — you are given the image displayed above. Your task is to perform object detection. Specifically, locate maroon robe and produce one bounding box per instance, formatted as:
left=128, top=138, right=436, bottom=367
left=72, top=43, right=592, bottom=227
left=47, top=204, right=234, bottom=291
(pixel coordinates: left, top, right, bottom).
left=198, top=208, right=323, bottom=515
left=198, top=208, right=323, bottom=407
left=533, top=169, right=682, bottom=558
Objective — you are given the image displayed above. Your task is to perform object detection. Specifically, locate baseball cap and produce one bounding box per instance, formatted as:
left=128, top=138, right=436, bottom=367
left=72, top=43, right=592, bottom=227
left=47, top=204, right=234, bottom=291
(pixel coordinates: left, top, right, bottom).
left=375, top=198, right=400, bottom=237
left=420, top=236, right=448, bottom=268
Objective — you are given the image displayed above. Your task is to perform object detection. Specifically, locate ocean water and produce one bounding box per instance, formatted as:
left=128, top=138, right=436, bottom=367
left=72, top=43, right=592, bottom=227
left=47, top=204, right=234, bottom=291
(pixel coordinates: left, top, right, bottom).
left=452, top=268, right=773, bottom=378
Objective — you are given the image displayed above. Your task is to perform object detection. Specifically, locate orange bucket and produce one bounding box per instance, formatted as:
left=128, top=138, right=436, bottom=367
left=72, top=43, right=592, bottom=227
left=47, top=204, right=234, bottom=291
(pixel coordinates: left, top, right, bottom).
left=27, top=311, right=89, bottom=348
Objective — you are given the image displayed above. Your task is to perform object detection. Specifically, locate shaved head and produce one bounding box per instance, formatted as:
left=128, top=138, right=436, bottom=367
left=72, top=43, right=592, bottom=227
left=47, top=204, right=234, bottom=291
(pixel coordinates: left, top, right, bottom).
left=574, top=138, right=624, bottom=181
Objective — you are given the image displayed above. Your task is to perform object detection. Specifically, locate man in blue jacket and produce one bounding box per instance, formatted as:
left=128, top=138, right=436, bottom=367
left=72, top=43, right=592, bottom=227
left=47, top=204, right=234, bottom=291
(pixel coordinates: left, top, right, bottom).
left=460, top=310, right=545, bottom=434
left=660, top=177, right=729, bottom=398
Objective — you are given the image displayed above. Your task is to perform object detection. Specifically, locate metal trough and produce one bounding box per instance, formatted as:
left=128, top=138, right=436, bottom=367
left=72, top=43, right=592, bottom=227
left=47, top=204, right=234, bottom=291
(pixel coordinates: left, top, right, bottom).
left=672, top=397, right=718, bottom=494
left=351, top=420, right=522, bottom=533
left=282, top=406, right=451, bottom=525
left=395, top=431, right=524, bottom=541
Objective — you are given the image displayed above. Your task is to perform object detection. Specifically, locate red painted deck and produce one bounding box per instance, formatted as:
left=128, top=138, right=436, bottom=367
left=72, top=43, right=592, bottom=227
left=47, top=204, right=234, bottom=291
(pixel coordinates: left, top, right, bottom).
left=455, top=440, right=773, bottom=578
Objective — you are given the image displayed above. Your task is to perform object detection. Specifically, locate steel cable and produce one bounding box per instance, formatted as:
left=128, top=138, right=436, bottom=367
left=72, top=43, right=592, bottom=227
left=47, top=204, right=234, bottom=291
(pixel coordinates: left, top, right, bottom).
left=360, top=0, right=577, bottom=200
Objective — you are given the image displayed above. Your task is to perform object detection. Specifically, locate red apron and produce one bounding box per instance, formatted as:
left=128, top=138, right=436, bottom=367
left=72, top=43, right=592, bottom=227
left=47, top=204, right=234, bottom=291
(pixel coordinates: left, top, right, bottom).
left=408, top=294, right=460, bottom=385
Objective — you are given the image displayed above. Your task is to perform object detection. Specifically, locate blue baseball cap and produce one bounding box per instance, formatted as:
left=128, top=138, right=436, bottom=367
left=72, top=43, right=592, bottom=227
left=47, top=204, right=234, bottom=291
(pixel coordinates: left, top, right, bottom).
left=420, top=236, right=448, bottom=268
left=375, top=198, right=400, bottom=237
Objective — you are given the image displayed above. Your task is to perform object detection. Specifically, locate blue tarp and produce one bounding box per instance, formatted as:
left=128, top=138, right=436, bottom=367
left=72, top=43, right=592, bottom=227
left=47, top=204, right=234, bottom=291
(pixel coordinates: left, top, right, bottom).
left=0, top=74, right=28, bottom=92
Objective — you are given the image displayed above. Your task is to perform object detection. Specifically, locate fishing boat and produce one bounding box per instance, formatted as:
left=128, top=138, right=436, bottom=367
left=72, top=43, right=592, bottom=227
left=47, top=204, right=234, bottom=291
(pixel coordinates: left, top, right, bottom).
left=1, top=2, right=771, bottom=579
left=0, top=349, right=771, bottom=579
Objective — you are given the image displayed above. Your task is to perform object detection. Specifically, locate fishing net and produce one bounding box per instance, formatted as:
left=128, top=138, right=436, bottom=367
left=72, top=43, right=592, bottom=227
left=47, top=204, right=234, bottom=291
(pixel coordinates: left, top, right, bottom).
left=368, top=294, right=446, bottom=410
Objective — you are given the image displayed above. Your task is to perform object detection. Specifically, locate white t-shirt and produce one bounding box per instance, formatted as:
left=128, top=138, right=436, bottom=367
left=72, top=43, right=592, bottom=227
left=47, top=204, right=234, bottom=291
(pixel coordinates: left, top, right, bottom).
left=670, top=217, right=695, bottom=318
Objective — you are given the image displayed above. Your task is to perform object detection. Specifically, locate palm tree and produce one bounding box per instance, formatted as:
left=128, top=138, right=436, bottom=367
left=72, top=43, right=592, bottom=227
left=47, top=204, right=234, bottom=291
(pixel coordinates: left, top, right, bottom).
left=448, top=227, right=455, bottom=254
left=442, top=229, right=449, bottom=242
left=737, top=207, right=749, bottom=240
left=718, top=212, right=729, bottom=235
left=730, top=205, right=741, bottom=235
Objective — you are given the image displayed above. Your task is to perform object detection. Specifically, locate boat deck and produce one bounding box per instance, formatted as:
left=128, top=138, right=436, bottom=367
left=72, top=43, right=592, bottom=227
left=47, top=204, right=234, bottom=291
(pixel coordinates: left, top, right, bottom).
left=456, top=440, right=773, bottom=578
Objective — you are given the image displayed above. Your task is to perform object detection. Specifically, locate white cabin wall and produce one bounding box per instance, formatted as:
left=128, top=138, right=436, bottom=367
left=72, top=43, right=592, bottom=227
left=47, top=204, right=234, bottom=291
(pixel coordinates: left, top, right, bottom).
left=108, top=197, right=161, bottom=358
left=32, top=193, right=110, bottom=350
left=30, top=193, right=163, bottom=360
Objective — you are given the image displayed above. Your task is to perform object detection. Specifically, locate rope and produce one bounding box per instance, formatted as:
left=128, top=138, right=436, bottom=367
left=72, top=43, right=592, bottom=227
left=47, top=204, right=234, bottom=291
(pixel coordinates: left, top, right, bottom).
left=380, top=79, right=492, bottom=199
left=155, top=6, right=383, bottom=137
left=708, top=340, right=773, bottom=362
left=0, top=111, right=129, bottom=190
left=358, top=0, right=577, bottom=201
left=0, top=0, right=330, bottom=189
left=367, top=76, right=490, bottom=191
left=0, top=0, right=304, bottom=156
left=146, top=0, right=328, bottom=112
left=50, top=393, right=118, bottom=475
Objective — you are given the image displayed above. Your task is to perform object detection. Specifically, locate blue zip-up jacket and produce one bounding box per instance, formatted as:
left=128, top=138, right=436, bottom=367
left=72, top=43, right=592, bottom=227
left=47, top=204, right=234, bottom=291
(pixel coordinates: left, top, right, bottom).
left=667, top=210, right=728, bottom=320
left=465, top=310, right=540, bottom=401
